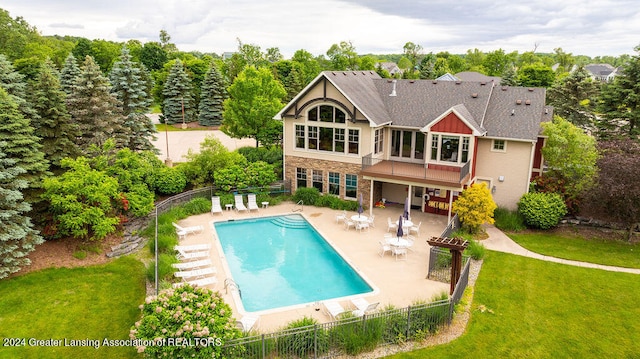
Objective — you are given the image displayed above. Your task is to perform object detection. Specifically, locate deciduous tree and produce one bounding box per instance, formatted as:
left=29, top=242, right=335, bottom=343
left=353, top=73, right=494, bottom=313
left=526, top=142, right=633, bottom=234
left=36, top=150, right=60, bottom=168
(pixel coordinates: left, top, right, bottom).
left=452, top=182, right=497, bottom=234
left=222, top=66, right=286, bottom=147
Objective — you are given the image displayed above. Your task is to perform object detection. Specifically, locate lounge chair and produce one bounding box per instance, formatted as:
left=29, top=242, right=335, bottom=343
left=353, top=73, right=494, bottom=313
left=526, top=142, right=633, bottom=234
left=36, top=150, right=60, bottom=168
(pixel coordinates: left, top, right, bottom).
left=323, top=300, right=346, bottom=320
left=172, top=222, right=204, bottom=240
left=351, top=298, right=380, bottom=317
left=247, top=194, right=259, bottom=211
left=174, top=266, right=217, bottom=279
left=234, top=194, right=248, bottom=212
left=387, top=217, right=398, bottom=232
left=172, top=259, right=213, bottom=270
left=174, top=243, right=211, bottom=252
left=173, top=276, right=218, bottom=288
left=236, top=314, right=260, bottom=332
left=175, top=247, right=210, bottom=261
left=211, top=196, right=223, bottom=215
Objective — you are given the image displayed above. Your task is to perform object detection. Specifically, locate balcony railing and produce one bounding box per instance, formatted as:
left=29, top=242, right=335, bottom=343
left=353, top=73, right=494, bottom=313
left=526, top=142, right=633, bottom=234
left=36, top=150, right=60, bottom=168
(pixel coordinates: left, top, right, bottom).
left=362, top=153, right=470, bottom=184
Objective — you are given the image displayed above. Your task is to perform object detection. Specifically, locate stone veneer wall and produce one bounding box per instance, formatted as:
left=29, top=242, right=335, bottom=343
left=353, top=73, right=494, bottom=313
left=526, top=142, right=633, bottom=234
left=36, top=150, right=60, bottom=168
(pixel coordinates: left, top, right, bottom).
left=285, top=155, right=371, bottom=205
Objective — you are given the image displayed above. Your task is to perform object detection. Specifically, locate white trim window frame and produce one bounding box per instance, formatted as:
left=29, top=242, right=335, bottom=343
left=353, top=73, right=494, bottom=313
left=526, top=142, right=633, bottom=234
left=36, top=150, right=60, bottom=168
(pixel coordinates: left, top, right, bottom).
left=390, top=129, right=426, bottom=162
left=491, top=139, right=507, bottom=152
left=428, top=132, right=472, bottom=165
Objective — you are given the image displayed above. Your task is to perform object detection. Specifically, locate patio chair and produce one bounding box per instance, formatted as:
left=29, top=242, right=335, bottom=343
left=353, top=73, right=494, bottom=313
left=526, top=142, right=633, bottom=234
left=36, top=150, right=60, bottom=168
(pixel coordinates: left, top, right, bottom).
left=405, top=235, right=416, bottom=251
left=211, top=196, right=223, bottom=215
left=356, top=221, right=369, bottom=232
left=409, top=221, right=422, bottom=235
left=344, top=218, right=355, bottom=231
left=335, top=210, right=347, bottom=224
left=378, top=240, right=391, bottom=257
left=367, top=214, right=375, bottom=228
left=247, top=194, right=259, bottom=211
left=387, top=217, right=398, bottom=232
left=236, top=314, right=260, bottom=332
left=323, top=300, right=346, bottom=320
left=172, top=222, right=204, bottom=240
left=172, top=259, right=213, bottom=270
left=174, top=266, right=217, bottom=279
left=391, top=244, right=408, bottom=261
left=350, top=298, right=380, bottom=317
left=173, top=276, right=218, bottom=288
left=234, top=194, right=248, bottom=212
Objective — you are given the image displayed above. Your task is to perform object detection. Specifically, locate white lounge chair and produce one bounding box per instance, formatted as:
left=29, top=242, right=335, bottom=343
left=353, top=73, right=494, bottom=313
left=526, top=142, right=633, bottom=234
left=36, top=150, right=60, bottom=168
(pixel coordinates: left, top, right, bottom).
left=236, top=314, right=260, bottom=332
left=172, top=222, right=204, bottom=240
left=173, top=276, right=218, bottom=288
left=247, top=194, right=259, bottom=211
left=387, top=217, right=398, bottom=232
left=234, top=194, right=248, bottom=212
left=323, top=300, right=346, bottom=320
left=175, top=243, right=211, bottom=252
left=351, top=298, right=380, bottom=317
left=211, top=196, right=223, bottom=215
left=174, top=266, right=217, bottom=279
left=172, top=259, right=213, bottom=270
left=175, top=247, right=210, bottom=261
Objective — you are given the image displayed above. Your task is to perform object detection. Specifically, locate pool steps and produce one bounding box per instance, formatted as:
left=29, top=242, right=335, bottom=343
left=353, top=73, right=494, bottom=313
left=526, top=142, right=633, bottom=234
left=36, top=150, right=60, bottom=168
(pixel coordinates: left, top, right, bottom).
left=270, top=215, right=307, bottom=229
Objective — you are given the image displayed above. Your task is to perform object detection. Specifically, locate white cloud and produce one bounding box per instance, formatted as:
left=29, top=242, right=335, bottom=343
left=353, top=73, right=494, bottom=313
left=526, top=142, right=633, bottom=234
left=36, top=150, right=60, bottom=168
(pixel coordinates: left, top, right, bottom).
left=2, top=0, right=638, bottom=57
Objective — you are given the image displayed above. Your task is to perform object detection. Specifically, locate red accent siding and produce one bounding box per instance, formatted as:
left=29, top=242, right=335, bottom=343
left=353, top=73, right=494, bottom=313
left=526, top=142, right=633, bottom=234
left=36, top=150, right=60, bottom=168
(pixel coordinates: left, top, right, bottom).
left=532, top=137, right=544, bottom=169
left=431, top=112, right=473, bottom=134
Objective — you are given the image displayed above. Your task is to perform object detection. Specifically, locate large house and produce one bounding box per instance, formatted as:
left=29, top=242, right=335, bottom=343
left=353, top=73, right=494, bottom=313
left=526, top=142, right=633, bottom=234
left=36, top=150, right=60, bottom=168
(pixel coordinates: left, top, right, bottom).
left=274, top=71, right=553, bottom=217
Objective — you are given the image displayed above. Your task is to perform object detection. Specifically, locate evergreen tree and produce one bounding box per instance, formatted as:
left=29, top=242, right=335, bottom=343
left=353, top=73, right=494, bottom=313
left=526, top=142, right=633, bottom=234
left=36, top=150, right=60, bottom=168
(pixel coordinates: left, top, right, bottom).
left=28, top=59, right=80, bottom=171
left=547, top=66, right=599, bottom=129
left=0, top=88, right=49, bottom=203
left=0, top=54, right=37, bottom=120
left=500, top=66, right=518, bottom=86
left=0, top=141, right=44, bottom=279
left=59, top=53, right=80, bottom=95
left=109, top=47, right=157, bottom=152
left=197, top=63, right=226, bottom=126
left=282, top=65, right=304, bottom=103
left=598, top=45, right=640, bottom=140
left=66, top=56, right=129, bottom=152
left=162, top=59, right=195, bottom=125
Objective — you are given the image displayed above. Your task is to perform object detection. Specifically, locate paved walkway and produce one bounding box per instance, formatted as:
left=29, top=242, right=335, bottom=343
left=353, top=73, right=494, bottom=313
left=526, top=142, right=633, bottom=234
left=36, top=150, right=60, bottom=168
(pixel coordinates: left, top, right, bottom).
left=482, top=225, right=640, bottom=274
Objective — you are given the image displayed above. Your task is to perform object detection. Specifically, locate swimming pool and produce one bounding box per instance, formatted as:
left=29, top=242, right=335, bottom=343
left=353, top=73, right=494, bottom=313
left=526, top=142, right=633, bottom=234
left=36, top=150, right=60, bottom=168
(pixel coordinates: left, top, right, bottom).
left=214, top=214, right=373, bottom=313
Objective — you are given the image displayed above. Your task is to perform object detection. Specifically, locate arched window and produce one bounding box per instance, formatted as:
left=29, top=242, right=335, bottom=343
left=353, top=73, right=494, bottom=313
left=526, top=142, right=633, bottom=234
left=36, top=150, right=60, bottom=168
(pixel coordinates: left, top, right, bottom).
left=295, top=105, right=358, bottom=155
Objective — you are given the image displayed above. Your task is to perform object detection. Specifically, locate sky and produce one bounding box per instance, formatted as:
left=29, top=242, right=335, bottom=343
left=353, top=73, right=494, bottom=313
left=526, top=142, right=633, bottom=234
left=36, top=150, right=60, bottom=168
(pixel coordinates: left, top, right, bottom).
left=3, top=0, right=639, bottom=58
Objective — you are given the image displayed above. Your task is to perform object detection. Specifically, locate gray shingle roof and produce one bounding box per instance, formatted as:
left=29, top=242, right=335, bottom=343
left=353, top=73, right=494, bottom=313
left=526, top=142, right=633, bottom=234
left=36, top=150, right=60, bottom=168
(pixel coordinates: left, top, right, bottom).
left=280, top=71, right=549, bottom=141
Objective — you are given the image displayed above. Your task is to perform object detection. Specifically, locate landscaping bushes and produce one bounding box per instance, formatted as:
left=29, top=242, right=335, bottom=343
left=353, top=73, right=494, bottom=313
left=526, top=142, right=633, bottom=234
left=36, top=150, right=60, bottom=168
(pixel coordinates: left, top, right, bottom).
left=518, top=192, right=567, bottom=229
left=277, top=317, right=329, bottom=358
left=292, top=187, right=359, bottom=211
left=493, top=206, right=526, bottom=232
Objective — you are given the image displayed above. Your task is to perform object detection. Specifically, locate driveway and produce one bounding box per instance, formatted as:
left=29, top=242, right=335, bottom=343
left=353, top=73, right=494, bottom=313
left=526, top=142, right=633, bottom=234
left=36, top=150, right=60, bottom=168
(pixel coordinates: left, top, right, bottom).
left=148, top=114, right=256, bottom=162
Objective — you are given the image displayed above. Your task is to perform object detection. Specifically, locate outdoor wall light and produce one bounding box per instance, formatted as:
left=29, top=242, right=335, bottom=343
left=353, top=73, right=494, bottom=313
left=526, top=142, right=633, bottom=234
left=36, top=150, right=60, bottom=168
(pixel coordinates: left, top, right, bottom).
left=492, top=186, right=496, bottom=194
left=498, top=176, right=505, bottom=182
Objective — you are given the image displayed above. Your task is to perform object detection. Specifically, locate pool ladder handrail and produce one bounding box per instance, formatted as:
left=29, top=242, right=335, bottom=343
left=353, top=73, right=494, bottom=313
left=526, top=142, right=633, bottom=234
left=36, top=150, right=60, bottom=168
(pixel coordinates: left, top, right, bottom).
left=224, top=278, right=242, bottom=298
left=292, top=200, right=303, bottom=212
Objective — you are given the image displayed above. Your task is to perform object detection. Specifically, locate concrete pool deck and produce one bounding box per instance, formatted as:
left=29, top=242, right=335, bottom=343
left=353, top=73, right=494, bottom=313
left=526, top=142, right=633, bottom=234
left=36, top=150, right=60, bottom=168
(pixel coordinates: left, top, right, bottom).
left=174, top=201, right=451, bottom=332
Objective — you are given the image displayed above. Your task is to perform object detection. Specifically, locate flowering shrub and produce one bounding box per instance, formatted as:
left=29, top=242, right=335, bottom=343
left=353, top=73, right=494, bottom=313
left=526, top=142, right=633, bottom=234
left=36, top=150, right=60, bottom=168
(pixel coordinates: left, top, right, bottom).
left=451, top=182, right=497, bottom=234
left=131, top=284, right=242, bottom=358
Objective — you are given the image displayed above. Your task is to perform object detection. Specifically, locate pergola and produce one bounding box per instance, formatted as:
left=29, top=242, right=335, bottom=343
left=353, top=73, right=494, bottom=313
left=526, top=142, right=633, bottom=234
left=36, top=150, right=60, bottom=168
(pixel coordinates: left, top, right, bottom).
left=427, top=236, right=468, bottom=295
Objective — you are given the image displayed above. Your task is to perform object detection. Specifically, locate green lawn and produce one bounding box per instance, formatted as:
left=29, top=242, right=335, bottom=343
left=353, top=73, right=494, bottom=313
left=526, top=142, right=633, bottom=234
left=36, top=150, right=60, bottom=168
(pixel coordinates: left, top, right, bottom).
left=387, top=251, right=640, bottom=358
left=508, top=231, right=640, bottom=269
left=0, top=256, right=146, bottom=359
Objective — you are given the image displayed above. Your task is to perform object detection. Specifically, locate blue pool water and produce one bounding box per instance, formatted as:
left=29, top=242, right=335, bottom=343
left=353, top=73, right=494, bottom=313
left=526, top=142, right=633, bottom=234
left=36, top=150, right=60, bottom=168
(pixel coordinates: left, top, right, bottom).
left=214, top=214, right=373, bottom=312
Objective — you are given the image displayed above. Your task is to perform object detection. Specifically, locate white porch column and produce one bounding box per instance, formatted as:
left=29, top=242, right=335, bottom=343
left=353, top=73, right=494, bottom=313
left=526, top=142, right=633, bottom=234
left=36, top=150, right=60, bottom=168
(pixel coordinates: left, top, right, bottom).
left=448, top=190, right=454, bottom=223
left=369, top=179, right=374, bottom=216
left=407, top=184, right=412, bottom=219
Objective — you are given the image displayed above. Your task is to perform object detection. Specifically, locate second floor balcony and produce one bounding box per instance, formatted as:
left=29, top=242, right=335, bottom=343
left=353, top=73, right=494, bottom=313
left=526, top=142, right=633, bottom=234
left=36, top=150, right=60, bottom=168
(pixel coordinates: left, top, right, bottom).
left=361, top=154, right=471, bottom=188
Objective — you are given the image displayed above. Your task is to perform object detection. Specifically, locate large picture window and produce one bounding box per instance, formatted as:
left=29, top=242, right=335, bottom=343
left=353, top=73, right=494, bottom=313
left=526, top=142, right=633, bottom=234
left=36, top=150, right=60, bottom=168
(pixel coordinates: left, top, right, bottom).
left=391, top=129, right=426, bottom=160
left=301, top=105, right=357, bottom=155
left=345, top=174, right=357, bottom=199
left=429, top=133, right=471, bottom=164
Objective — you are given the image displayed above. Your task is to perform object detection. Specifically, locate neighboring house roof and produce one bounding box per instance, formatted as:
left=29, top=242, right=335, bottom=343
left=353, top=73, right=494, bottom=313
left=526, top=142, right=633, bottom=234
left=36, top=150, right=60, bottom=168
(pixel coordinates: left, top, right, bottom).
left=454, top=71, right=501, bottom=84
left=377, top=62, right=402, bottom=75
left=436, top=73, right=459, bottom=81
left=585, top=63, right=616, bottom=76
left=276, top=71, right=550, bottom=141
